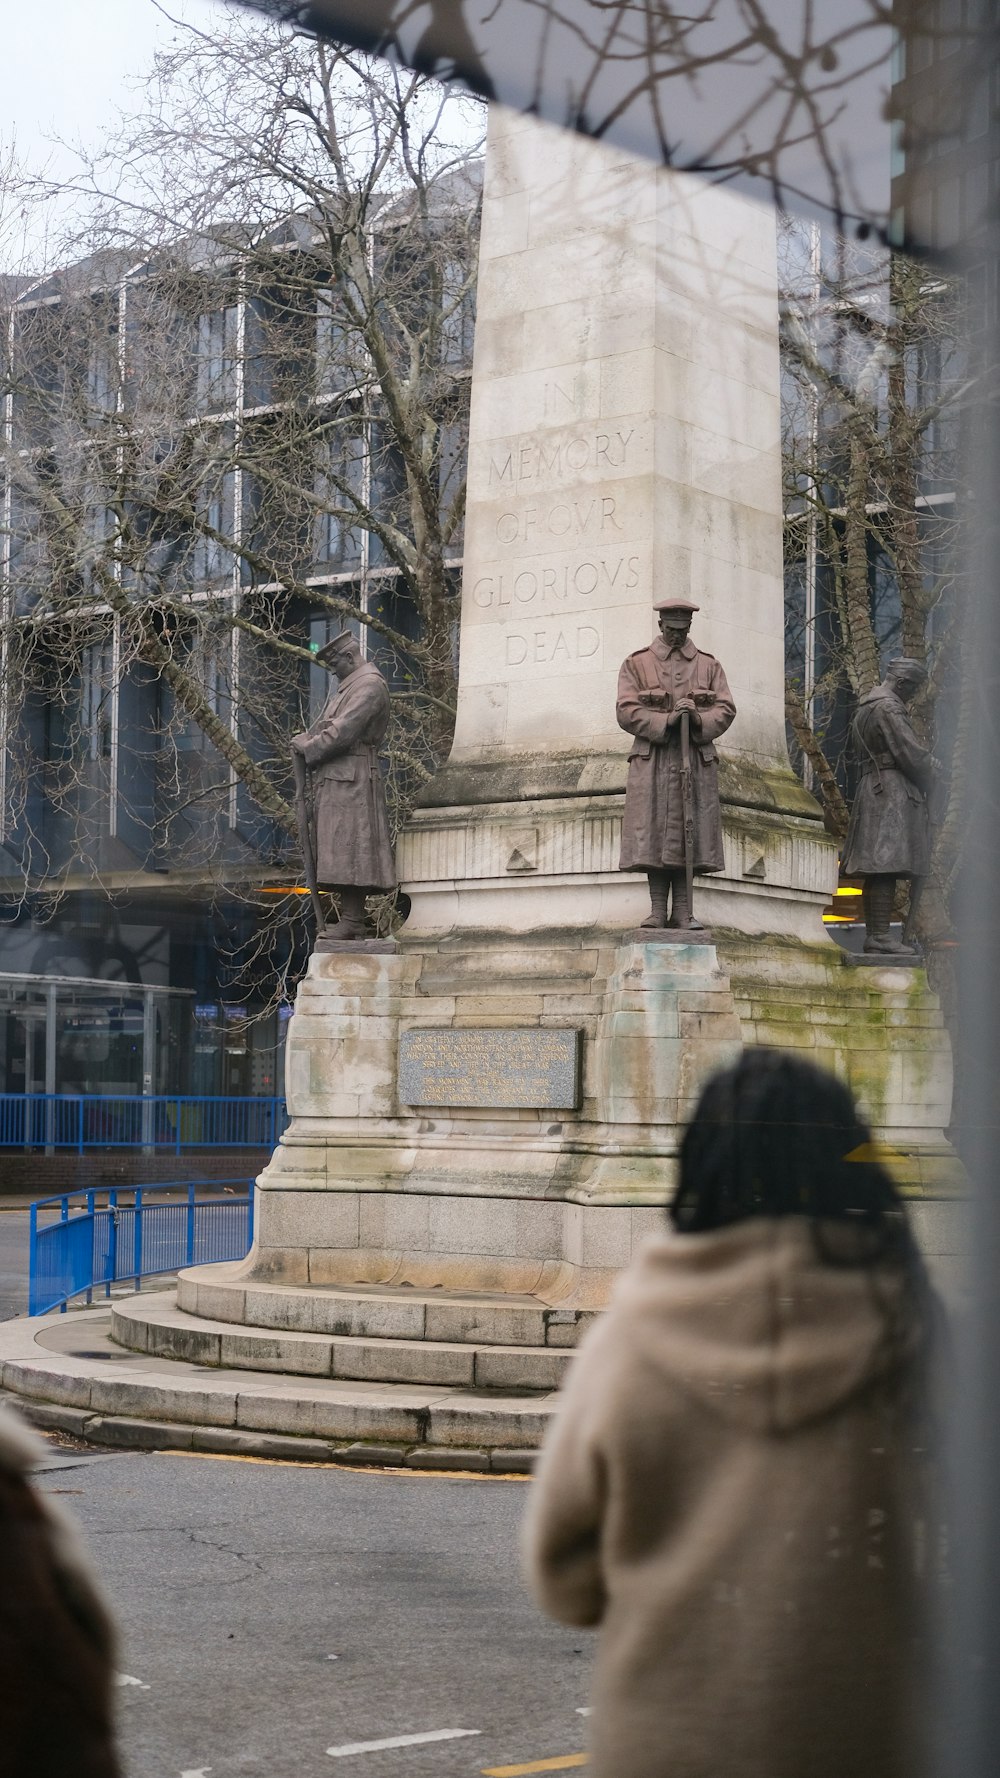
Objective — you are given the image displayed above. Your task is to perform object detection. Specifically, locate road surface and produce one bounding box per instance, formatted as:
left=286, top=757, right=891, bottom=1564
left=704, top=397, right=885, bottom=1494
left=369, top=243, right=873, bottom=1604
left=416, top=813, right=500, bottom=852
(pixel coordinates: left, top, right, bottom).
left=33, top=1440, right=597, bottom=1778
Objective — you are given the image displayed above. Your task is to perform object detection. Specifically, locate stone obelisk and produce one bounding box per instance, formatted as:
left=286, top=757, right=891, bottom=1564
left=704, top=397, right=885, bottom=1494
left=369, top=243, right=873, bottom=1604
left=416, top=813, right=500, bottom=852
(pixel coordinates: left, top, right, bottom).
left=239, top=107, right=958, bottom=1312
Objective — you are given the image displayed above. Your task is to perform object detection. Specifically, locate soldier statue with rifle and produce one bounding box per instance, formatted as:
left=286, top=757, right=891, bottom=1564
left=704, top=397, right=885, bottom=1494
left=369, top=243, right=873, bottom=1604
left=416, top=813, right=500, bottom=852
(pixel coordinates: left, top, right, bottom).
left=290, top=630, right=396, bottom=943
left=617, top=600, right=736, bottom=933
left=841, top=657, right=937, bottom=957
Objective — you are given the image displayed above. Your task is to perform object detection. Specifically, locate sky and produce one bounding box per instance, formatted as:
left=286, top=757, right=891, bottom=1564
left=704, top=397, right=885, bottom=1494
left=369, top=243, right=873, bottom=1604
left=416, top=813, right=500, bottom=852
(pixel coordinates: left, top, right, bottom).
left=2, top=0, right=228, bottom=268
left=7, top=0, right=222, bottom=171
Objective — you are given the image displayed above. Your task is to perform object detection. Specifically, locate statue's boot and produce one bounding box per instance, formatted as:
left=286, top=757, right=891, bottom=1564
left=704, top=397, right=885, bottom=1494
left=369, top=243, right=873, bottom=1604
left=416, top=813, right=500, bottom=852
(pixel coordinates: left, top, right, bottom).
left=863, top=875, right=916, bottom=954
left=666, top=868, right=704, bottom=930
left=330, top=886, right=368, bottom=942
left=640, top=869, right=670, bottom=929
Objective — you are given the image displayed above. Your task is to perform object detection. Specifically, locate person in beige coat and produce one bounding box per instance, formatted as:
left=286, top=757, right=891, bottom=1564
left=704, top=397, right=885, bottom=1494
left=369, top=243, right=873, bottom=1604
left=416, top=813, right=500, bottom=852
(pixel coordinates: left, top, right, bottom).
left=525, top=1050, right=941, bottom=1778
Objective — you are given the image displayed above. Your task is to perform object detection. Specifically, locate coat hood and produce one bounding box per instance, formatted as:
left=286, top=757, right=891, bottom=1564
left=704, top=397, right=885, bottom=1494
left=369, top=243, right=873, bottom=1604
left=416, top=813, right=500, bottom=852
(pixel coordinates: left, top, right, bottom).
left=611, top=1220, right=918, bottom=1434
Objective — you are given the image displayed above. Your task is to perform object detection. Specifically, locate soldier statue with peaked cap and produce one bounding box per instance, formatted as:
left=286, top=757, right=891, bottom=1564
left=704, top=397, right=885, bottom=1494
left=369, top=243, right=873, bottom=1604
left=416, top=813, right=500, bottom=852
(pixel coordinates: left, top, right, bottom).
left=290, top=630, right=396, bottom=942
left=617, top=600, right=736, bottom=930
left=841, top=657, right=936, bottom=957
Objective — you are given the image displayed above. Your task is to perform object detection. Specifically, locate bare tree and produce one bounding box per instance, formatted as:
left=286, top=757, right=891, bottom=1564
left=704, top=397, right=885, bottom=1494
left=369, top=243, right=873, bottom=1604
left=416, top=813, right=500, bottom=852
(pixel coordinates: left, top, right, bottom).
left=0, top=13, right=484, bottom=1000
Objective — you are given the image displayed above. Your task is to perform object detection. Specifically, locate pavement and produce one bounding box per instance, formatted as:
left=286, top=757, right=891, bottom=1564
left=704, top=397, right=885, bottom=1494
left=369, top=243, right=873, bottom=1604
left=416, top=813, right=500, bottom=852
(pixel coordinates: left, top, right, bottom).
left=0, top=1204, right=29, bottom=1321
left=24, top=1432, right=596, bottom=1778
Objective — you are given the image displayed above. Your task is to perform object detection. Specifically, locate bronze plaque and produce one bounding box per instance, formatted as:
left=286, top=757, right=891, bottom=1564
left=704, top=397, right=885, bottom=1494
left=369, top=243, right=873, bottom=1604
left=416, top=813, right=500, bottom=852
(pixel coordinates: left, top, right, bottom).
left=397, top=1027, right=582, bottom=1110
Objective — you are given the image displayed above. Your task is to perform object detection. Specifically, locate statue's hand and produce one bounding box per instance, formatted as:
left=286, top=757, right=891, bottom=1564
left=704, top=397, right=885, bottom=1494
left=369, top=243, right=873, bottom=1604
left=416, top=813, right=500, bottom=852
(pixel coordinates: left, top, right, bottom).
left=290, top=732, right=309, bottom=755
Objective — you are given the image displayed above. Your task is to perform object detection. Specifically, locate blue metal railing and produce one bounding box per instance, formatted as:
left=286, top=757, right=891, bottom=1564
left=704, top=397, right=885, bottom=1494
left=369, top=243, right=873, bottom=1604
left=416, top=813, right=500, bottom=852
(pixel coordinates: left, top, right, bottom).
left=0, top=1094, right=287, bottom=1153
left=29, top=1179, right=255, bottom=1315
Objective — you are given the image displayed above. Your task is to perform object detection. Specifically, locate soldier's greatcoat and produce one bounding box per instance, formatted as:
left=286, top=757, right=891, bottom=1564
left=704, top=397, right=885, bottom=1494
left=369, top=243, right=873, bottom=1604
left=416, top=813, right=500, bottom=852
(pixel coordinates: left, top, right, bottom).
left=841, top=685, right=932, bottom=878
left=298, top=662, right=396, bottom=890
left=617, top=638, right=736, bottom=873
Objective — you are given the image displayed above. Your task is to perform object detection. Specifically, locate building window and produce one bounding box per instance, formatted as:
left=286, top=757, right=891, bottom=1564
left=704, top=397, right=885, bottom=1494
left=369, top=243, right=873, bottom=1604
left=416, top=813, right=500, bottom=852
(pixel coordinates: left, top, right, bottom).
left=193, top=472, right=236, bottom=585
left=316, top=286, right=359, bottom=396
left=441, top=258, right=475, bottom=366
left=80, top=640, right=114, bottom=762
left=196, top=305, right=239, bottom=413
left=314, top=431, right=364, bottom=568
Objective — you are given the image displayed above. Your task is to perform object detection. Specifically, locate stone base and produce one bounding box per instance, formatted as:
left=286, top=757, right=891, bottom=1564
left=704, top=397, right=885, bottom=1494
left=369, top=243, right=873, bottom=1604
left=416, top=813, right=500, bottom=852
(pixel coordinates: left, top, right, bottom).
left=845, top=950, right=922, bottom=968
left=240, top=923, right=961, bottom=1321
left=625, top=926, right=715, bottom=944
left=0, top=1306, right=556, bottom=1467
left=314, top=937, right=398, bottom=954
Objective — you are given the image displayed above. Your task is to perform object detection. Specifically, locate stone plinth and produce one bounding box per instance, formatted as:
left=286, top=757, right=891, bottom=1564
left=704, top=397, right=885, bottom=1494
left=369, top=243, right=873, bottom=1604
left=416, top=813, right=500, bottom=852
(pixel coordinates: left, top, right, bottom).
left=243, top=928, right=960, bottom=1310
left=245, top=938, right=746, bottom=1307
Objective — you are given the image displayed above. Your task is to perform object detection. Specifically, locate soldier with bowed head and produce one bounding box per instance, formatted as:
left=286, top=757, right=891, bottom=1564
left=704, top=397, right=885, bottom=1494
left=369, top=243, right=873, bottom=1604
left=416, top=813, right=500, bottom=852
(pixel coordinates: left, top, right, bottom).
left=616, top=600, right=736, bottom=932
left=290, top=630, right=396, bottom=942
left=841, top=658, right=938, bottom=957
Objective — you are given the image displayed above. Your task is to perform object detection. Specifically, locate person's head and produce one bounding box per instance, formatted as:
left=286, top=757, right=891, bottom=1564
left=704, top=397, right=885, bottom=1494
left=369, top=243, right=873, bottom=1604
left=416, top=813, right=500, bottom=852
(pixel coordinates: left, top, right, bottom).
left=655, top=599, right=698, bottom=647
left=317, top=630, right=362, bottom=680
left=670, top=1048, right=905, bottom=1248
left=885, top=657, right=927, bottom=705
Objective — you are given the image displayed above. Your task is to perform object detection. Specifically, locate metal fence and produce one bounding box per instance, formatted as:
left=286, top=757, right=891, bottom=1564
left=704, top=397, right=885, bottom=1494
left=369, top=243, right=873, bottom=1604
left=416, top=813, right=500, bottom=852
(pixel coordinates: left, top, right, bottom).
left=28, top=1180, right=255, bottom=1315
left=0, top=1094, right=287, bottom=1153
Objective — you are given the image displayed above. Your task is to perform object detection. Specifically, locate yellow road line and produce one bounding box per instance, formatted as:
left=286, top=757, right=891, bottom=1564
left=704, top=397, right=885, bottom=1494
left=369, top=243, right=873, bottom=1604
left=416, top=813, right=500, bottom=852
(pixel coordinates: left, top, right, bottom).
left=164, top=1451, right=528, bottom=1479
left=481, top=1758, right=588, bottom=1775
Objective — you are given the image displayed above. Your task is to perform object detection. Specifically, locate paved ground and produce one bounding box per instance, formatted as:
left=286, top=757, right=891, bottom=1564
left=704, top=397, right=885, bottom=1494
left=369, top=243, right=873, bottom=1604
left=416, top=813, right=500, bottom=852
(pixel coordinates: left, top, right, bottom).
left=32, top=1438, right=595, bottom=1778
left=0, top=1205, right=29, bottom=1320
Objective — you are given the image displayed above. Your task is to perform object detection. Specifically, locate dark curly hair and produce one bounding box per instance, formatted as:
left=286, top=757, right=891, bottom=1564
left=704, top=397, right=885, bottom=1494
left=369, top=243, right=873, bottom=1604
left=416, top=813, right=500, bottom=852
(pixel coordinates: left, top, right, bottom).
left=670, top=1049, right=919, bottom=1271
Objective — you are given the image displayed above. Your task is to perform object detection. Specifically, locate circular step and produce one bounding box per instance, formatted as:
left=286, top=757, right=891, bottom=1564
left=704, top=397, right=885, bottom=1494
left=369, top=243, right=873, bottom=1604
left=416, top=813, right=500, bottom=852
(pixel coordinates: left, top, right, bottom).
left=177, top=1264, right=594, bottom=1350
left=0, top=1304, right=562, bottom=1469
left=112, top=1293, right=573, bottom=1392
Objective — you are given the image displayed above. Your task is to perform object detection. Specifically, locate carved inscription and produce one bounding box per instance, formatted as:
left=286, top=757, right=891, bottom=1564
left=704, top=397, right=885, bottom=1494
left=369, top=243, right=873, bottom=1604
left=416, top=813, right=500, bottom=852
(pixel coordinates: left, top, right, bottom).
left=474, top=555, right=640, bottom=609
left=487, top=428, right=634, bottom=490
left=472, top=421, right=644, bottom=667
left=398, top=1027, right=582, bottom=1110
left=505, top=625, right=599, bottom=666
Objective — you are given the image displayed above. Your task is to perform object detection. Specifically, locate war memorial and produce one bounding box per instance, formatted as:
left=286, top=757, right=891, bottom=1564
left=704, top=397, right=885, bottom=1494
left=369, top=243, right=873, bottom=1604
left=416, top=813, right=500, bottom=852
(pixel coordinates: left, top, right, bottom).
left=0, top=110, right=964, bottom=1465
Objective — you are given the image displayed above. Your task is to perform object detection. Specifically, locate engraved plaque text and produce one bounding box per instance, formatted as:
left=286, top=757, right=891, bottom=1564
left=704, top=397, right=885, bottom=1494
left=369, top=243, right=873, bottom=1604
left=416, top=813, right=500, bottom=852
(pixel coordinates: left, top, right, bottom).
left=398, top=1028, right=582, bottom=1110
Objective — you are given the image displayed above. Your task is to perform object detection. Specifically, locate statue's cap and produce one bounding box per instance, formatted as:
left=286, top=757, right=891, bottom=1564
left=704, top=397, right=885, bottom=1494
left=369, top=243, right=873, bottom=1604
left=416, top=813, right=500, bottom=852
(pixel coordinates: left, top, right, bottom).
left=653, top=599, right=700, bottom=614
left=888, top=656, right=927, bottom=679
left=315, top=629, right=358, bottom=664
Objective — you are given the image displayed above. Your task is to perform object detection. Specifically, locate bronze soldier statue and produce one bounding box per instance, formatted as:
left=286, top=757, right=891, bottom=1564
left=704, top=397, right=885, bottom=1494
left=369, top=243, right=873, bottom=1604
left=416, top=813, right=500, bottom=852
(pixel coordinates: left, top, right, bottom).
left=290, top=630, right=396, bottom=942
left=841, top=658, right=936, bottom=957
left=617, top=600, right=736, bottom=931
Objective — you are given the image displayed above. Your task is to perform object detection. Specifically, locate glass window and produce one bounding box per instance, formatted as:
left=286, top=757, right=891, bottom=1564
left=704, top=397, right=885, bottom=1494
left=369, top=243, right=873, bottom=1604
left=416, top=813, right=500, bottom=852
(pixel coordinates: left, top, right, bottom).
left=195, top=305, right=239, bottom=412
left=316, top=285, right=360, bottom=395
left=313, top=430, right=364, bottom=567
left=441, top=257, right=475, bottom=366
left=192, top=471, right=236, bottom=585
left=80, top=640, right=114, bottom=762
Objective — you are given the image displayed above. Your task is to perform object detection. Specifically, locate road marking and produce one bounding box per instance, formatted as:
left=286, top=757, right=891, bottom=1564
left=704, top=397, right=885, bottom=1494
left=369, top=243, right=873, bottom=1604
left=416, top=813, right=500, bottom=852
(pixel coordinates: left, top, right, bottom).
left=481, top=1760, right=588, bottom=1775
left=181, top=1769, right=211, bottom=1777
left=327, top=1728, right=482, bottom=1757
left=575, top=1709, right=592, bottom=1717
left=166, top=1452, right=528, bottom=1480
left=114, top=1673, right=151, bottom=1690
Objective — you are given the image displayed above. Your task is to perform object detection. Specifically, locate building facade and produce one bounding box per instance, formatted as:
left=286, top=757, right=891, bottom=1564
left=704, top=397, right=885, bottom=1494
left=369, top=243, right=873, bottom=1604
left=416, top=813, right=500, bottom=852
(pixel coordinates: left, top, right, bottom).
left=0, top=178, right=479, bottom=1096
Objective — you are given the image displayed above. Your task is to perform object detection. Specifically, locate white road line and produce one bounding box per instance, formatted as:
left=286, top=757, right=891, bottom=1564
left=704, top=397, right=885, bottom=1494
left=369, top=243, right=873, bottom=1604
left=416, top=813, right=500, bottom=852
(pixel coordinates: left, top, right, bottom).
left=114, top=1673, right=151, bottom=1690
left=575, top=1708, right=592, bottom=1717
left=327, top=1728, right=482, bottom=1758
left=180, top=1768, right=211, bottom=1777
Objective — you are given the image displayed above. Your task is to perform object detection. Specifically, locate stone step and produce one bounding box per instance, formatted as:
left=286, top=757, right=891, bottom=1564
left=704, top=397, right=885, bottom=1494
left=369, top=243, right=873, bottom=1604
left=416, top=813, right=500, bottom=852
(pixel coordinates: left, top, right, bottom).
left=0, top=1305, right=559, bottom=1469
left=178, top=1264, right=594, bottom=1349
left=112, top=1292, right=573, bottom=1391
